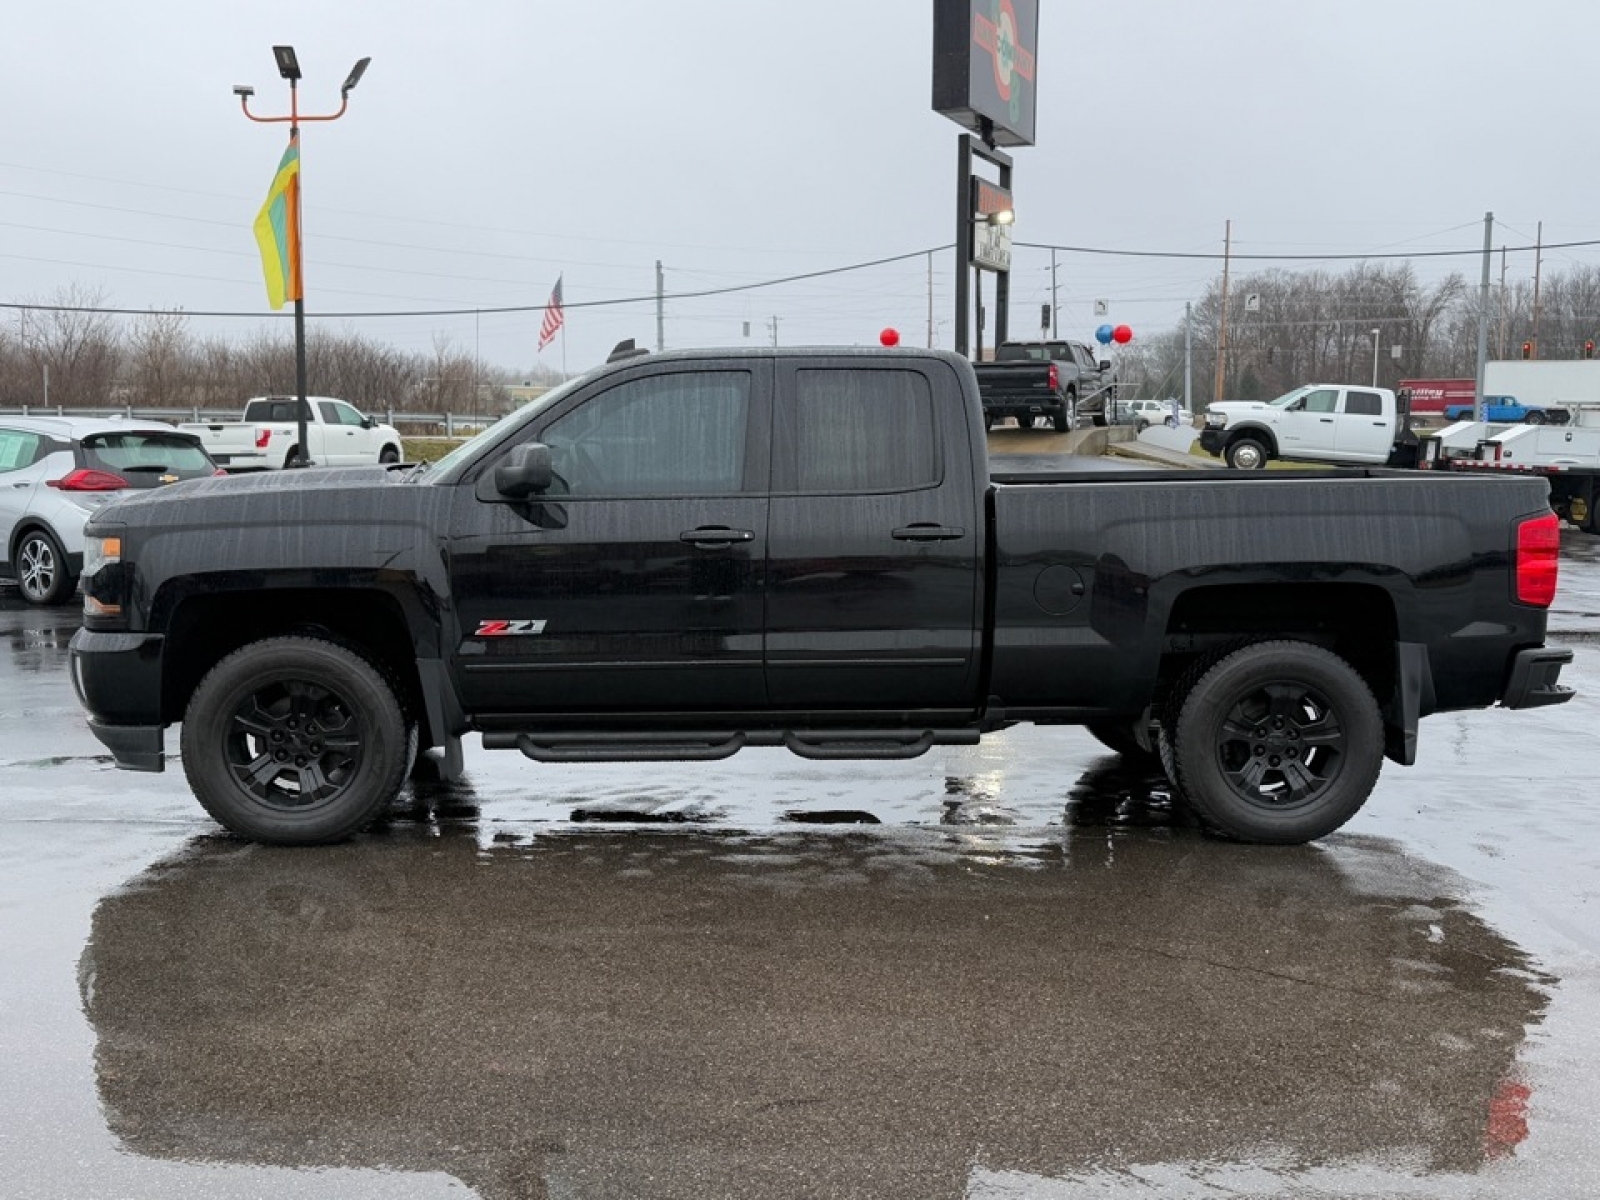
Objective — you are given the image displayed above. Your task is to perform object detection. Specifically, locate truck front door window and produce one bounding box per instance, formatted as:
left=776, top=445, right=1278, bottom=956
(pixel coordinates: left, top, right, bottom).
left=542, top=372, right=750, bottom=496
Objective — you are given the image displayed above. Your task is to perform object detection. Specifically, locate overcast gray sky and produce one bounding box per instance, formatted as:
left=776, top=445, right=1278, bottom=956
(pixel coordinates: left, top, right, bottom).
left=3, top=0, right=1594, bottom=376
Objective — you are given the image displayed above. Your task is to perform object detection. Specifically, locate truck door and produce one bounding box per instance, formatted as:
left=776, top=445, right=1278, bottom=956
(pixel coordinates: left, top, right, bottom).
left=765, top=359, right=981, bottom=712
left=1334, top=388, right=1395, bottom=462
left=1277, top=387, right=1340, bottom=457
left=446, top=364, right=771, bottom=714
left=316, top=401, right=364, bottom=466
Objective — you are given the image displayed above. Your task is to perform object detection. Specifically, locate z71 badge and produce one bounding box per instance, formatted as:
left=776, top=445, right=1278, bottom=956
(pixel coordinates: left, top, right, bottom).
left=474, top=619, right=547, bottom=637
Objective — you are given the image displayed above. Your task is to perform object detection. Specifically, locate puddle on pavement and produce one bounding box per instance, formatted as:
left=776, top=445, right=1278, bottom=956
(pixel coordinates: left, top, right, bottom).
left=78, top=814, right=1551, bottom=1200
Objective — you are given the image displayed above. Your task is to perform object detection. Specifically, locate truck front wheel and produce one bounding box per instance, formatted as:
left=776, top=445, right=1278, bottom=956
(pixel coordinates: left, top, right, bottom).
left=181, top=636, right=409, bottom=845
left=1169, top=641, right=1383, bottom=844
left=1225, top=437, right=1269, bottom=469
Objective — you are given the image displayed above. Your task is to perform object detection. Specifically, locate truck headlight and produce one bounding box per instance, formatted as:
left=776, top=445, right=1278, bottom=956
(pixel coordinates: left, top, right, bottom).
left=82, top=532, right=126, bottom=622
left=1205, top=412, right=1227, bottom=428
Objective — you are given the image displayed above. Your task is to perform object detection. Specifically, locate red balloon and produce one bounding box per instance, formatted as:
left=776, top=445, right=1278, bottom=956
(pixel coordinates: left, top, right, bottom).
left=1112, top=324, right=1134, bottom=345
left=880, top=327, right=901, bottom=347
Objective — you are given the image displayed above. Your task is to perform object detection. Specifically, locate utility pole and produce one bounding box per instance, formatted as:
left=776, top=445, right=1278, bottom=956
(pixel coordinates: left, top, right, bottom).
left=1475, top=212, right=1494, bottom=421
left=236, top=46, right=370, bottom=468
left=655, top=260, right=665, bottom=352
left=1184, top=301, right=1193, bottom=411
left=1498, top=246, right=1508, bottom=360
left=1213, top=219, right=1232, bottom=404
left=1050, top=247, right=1058, bottom=336
left=769, top=316, right=780, bottom=347
left=1531, top=220, right=1544, bottom=358
left=927, top=251, right=934, bottom=348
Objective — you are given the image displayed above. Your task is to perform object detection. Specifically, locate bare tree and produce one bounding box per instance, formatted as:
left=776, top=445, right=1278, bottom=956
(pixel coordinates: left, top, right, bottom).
left=14, top=284, right=122, bottom=407
left=124, top=309, right=193, bottom=410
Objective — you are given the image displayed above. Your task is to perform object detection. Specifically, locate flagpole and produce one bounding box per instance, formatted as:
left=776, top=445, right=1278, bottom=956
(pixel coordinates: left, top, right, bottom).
left=288, top=80, right=310, bottom=467
left=561, top=321, right=568, bottom=380
left=236, top=47, right=371, bottom=468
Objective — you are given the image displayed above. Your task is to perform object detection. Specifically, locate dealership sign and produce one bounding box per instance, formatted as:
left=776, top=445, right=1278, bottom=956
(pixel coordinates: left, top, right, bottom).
left=932, top=0, right=1040, bottom=147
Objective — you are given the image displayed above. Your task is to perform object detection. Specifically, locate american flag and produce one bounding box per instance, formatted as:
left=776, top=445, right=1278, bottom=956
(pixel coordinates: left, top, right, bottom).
left=537, top=275, right=565, bottom=352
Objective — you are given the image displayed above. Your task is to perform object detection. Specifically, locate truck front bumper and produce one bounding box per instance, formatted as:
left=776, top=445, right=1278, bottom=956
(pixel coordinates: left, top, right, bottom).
left=1197, top=428, right=1227, bottom=457
left=1500, top=646, right=1575, bottom=709
left=68, top=628, right=168, bottom=772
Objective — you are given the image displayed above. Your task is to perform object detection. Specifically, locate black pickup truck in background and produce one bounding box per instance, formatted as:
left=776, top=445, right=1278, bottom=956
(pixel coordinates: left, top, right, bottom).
left=973, top=339, right=1118, bottom=431
left=69, top=344, right=1572, bottom=848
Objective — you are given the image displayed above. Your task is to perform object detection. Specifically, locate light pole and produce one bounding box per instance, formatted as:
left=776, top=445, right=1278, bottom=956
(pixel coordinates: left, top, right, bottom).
left=235, top=47, right=370, bottom=467
left=1369, top=328, right=1381, bottom=387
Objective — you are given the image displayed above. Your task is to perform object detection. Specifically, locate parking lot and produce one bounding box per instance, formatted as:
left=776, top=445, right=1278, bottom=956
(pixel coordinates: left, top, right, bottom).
left=2, top=532, right=1598, bottom=1199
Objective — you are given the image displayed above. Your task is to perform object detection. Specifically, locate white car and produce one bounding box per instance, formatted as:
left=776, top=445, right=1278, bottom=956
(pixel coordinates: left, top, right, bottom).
left=1123, top=398, right=1194, bottom=431
left=0, top=416, right=220, bottom=605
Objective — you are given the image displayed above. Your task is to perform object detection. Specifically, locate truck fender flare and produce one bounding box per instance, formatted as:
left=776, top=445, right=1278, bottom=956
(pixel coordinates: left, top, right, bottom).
left=1226, top=423, right=1278, bottom=455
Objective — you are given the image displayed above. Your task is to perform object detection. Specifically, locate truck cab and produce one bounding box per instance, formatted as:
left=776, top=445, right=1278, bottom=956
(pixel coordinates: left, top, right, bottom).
left=1200, top=384, right=1403, bottom=468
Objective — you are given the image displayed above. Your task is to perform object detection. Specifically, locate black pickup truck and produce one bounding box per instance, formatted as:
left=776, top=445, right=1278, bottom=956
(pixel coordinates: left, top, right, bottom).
left=973, top=339, right=1117, bottom=431
left=69, top=345, right=1573, bottom=847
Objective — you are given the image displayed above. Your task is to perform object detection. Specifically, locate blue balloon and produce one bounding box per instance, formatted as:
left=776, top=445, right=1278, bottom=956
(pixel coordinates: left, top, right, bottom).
left=1095, top=324, right=1115, bottom=345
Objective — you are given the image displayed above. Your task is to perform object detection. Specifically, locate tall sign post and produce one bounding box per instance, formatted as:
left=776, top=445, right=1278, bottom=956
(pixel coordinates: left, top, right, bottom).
left=932, top=0, right=1039, bottom=360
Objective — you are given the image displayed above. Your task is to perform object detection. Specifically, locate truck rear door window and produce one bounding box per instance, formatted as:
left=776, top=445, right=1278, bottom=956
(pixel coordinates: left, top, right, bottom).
left=541, top=371, right=751, bottom=496
left=1345, top=390, right=1383, bottom=416
left=793, top=369, right=937, bottom=493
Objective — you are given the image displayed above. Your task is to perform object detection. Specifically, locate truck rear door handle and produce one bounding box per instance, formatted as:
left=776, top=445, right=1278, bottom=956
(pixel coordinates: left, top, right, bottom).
left=1319, top=418, right=1334, bottom=423
left=679, top=526, right=754, bottom=545
left=893, top=524, right=966, bottom=541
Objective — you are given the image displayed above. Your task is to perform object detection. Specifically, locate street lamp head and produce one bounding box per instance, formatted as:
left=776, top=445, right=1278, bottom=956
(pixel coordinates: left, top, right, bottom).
left=1370, top=328, right=1381, bottom=338
left=272, top=45, right=301, bottom=81
left=232, top=84, right=255, bottom=98
left=341, top=56, right=371, bottom=95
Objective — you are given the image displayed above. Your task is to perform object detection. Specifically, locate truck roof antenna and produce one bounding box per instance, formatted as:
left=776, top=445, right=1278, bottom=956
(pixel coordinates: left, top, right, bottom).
left=606, top=339, right=649, bottom=363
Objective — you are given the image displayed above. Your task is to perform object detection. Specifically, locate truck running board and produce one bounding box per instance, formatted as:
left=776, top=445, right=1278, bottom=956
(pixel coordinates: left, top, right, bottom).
left=482, top=728, right=982, bottom=764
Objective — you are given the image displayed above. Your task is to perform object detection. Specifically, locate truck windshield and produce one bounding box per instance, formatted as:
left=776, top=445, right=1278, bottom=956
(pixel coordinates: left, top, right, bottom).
left=419, top=373, right=588, bottom=482
left=1266, top=386, right=1315, bottom=408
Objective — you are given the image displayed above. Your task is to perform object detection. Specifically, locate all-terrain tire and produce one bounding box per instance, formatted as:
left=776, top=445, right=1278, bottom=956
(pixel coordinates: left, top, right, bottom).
left=181, top=636, right=409, bottom=845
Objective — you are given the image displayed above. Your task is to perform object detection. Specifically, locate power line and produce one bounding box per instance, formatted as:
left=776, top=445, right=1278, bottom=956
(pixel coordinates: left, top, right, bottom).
left=0, top=246, right=954, bottom=320
left=1016, top=238, right=1600, bottom=261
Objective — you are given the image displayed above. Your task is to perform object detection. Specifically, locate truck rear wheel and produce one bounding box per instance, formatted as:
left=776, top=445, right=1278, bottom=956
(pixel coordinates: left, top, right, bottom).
left=181, top=636, right=409, bottom=845
left=1225, top=437, right=1269, bottom=469
left=1169, top=641, right=1383, bottom=844
left=1523, top=411, right=1547, bottom=425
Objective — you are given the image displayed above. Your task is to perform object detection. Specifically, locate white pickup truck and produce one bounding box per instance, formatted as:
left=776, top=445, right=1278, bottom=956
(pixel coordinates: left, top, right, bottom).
left=180, top=396, right=403, bottom=471
left=1198, top=384, right=1413, bottom=469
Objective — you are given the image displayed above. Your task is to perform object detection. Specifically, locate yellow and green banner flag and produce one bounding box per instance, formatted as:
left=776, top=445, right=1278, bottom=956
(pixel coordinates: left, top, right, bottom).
left=252, top=135, right=302, bottom=309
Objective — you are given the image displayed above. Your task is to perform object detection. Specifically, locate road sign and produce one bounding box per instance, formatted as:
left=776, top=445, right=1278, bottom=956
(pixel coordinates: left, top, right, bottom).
left=1245, top=293, right=1261, bottom=313
left=1094, top=299, right=1109, bottom=316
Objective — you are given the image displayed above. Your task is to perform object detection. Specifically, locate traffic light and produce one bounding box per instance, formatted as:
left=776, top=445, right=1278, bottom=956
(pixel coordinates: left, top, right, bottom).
left=1586, top=340, right=1595, bottom=360
left=1521, top=341, right=1533, bottom=360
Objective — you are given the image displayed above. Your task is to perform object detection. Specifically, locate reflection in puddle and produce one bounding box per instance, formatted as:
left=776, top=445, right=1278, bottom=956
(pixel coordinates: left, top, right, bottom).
left=81, top=805, right=1551, bottom=1200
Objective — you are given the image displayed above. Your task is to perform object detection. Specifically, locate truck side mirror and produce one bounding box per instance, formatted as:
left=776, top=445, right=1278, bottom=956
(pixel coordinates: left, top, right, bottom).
left=360, top=416, right=374, bottom=429
left=1098, top=360, right=1111, bottom=371
left=494, top=443, right=553, bottom=498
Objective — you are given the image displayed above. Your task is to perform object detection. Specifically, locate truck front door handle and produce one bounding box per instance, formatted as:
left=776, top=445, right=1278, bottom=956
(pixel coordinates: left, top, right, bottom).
left=893, top=524, right=966, bottom=542
left=679, top=527, right=755, bottom=545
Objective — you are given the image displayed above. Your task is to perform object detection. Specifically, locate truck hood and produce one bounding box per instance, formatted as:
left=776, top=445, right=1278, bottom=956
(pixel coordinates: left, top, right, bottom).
left=85, top=465, right=404, bottom=530
left=1206, top=401, right=1276, bottom=418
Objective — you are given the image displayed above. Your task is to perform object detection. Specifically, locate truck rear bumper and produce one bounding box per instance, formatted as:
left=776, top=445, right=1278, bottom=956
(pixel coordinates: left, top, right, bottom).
left=68, top=628, right=168, bottom=771
left=1500, top=646, right=1575, bottom=709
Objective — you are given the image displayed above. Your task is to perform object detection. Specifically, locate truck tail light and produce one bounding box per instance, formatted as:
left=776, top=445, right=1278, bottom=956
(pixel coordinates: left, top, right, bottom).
left=47, top=469, right=129, bottom=492
left=256, top=429, right=273, bottom=449
left=1048, top=363, right=1059, bottom=392
left=1515, top=513, right=1560, bottom=607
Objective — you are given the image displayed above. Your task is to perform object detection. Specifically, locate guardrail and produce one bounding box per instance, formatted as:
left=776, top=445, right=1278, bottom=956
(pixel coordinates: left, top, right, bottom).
left=0, top=406, right=496, bottom=436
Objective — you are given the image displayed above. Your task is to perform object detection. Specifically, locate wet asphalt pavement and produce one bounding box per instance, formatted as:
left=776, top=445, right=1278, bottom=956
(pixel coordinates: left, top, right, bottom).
left=3, top=515, right=1600, bottom=1197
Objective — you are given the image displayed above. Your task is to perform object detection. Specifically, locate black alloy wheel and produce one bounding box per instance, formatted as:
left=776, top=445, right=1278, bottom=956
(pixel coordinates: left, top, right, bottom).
left=1170, top=641, right=1383, bottom=844
left=182, top=637, right=408, bottom=844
